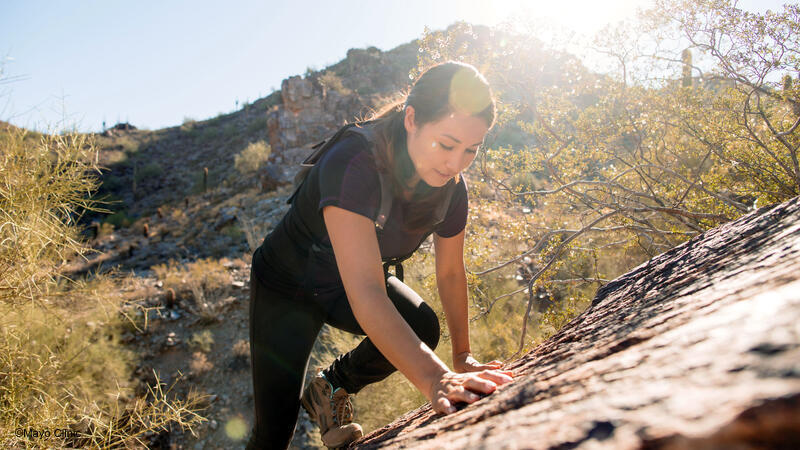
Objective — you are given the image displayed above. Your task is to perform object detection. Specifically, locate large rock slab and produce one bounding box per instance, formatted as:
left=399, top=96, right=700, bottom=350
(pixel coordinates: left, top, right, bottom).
left=353, top=197, right=800, bottom=449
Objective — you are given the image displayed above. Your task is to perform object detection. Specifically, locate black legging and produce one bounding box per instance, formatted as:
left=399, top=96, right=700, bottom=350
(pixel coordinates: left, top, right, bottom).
left=246, top=251, right=440, bottom=449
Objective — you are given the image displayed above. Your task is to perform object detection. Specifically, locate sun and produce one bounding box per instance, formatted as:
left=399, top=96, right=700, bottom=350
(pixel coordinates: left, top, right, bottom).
left=466, top=0, right=650, bottom=34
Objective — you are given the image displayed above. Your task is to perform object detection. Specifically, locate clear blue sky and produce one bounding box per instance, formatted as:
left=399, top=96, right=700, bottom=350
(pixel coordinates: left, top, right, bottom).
left=0, top=0, right=784, bottom=133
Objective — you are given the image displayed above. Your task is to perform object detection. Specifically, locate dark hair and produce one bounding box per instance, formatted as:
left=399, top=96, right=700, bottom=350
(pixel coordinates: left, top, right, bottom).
left=363, top=61, right=496, bottom=231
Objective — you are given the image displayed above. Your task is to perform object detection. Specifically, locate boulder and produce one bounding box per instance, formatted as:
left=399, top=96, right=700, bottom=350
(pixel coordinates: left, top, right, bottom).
left=259, top=163, right=286, bottom=192
left=352, top=196, right=800, bottom=449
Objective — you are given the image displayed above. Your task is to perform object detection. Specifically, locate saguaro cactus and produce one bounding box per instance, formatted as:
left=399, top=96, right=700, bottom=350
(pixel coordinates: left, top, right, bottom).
left=132, top=162, right=138, bottom=196
left=166, top=288, right=177, bottom=309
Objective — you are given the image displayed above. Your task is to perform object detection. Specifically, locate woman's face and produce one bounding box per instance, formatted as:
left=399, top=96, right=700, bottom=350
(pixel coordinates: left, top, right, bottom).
left=404, top=106, right=489, bottom=188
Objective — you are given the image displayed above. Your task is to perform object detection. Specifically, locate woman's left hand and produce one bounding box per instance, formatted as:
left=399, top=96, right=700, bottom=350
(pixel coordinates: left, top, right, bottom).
left=453, top=352, right=509, bottom=375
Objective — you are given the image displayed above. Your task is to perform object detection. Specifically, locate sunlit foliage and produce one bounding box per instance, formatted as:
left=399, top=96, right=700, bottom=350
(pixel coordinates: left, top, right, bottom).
left=414, top=0, right=799, bottom=355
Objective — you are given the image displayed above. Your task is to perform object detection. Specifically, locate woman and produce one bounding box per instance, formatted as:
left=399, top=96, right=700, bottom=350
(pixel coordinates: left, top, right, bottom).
left=247, top=61, right=514, bottom=449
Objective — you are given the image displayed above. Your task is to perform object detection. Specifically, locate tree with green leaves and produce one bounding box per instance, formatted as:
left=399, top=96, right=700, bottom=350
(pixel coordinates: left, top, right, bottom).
left=412, top=0, right=799, bottom=356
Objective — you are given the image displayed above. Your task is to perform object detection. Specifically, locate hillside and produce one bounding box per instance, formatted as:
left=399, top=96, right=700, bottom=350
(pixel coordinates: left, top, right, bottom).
left=70, top=39, right=427, bottom=275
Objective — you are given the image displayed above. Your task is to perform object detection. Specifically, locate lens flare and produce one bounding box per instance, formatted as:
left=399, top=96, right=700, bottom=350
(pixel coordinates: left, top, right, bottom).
left=225, top=417, right=248, bottom=440
left=448, top=67, right=492, bottom=115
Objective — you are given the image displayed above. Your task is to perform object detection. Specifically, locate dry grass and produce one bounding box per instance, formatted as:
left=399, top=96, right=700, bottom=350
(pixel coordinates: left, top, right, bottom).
left=0, top=127, right=103, bottom=303
left=151, top=258, right=233, bottom=324
left=0, top=272, right=208, bottom=448
left=0, top=125, right=207, bottom=448
left=236, top=209, right=267, bottom=253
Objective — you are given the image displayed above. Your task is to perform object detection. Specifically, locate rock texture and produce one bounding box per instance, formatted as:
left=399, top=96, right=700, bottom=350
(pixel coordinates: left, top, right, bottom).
left=265, top=45, right=415, bottom=157
left=352, top=196, right=800, bottom=449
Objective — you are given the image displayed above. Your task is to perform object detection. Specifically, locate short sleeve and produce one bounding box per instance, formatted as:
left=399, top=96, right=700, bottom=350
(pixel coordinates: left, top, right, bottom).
left=434, top=175, right=469, bottom=238
left=316, top=134, right=381, bottom=222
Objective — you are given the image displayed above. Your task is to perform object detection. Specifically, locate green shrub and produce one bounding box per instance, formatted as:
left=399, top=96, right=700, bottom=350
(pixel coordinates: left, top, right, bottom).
left=102, top=173, right=124, bottom=191
left=181, top=118, right=199, bottom=139
left=134, top=161, right=164, bottom=183
left=199, top=126, right=220, bottom=143
left=223, top=123, right=238, bottom=140
left=189, top=330, right=215, bottom=353
left=220, top=223, right=245, bottom=242
left=105, top=210, right=133, bottom=229
left=234, top=140, right=271, bottom=175
left=246, top=120, right=266, bottom=135
left=181, top=117, right=196, bottom=130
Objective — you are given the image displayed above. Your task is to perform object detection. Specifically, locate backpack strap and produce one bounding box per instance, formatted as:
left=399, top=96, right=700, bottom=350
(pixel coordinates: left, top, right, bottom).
left=380, top=176, right=460, bottom=281
left=285, top=123, right=359, bottom=205
left=285, top=120, right=393, bottom=230
left=346, top=124, right=393, bottom=230
left=286, top=120, right=459, bottom=235
left=350, top=122, right=458, bottom=231
left=432, top=178, right=458, bottom=227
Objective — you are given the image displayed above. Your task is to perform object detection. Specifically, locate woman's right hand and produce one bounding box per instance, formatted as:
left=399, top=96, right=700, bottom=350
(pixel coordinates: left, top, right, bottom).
left=428, top=370, right=514, bottom=415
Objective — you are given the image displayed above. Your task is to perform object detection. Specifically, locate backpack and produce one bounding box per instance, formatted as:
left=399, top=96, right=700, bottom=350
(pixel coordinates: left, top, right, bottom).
left=286, top=120, right=394, bottom=229
left=286, top=120, right=457, bottom=280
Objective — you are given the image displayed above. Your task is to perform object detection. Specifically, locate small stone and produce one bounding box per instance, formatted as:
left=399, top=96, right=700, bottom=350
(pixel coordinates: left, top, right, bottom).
left=165, top=332, right=180, bottom=347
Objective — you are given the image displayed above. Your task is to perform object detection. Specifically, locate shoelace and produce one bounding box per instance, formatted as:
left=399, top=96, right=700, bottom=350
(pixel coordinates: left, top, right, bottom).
left=320, top=373, right=354, bottom=426
left=331, top=388, right=354, bottom=426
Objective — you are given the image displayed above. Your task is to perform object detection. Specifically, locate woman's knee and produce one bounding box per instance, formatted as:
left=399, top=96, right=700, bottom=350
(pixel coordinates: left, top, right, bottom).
left=385, top=275, right=440, bottom=350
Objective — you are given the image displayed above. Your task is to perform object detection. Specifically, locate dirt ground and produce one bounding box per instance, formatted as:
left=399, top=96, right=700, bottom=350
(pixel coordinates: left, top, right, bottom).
left=119, top=260, right=330, bottom=449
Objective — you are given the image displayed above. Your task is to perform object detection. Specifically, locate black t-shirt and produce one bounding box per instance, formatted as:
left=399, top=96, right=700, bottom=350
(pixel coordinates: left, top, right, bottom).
left=253, top=132, right=468, bottom=292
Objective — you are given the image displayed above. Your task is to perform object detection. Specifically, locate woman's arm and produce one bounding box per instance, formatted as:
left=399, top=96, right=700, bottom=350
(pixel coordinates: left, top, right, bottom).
left=323, top=205, right=511, bottom=413
left=433, top=230, right=471, bottom=357
left=433, top=230, right=504, bottom=373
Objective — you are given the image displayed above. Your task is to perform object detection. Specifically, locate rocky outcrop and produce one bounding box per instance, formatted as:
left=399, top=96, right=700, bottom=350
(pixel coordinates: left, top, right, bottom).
left=101, top=121, right=138, bottom=136
left=267, top=75, right=338, bottom=150
left=352, top=196, right=800, bottom=449
left=266, top=51, right=404, bottom=155
left=265, top=44, right=417, bottom=161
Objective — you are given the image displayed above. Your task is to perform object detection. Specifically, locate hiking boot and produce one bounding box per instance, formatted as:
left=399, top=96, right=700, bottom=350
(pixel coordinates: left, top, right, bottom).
left=301, top=372, right=363, bottom=448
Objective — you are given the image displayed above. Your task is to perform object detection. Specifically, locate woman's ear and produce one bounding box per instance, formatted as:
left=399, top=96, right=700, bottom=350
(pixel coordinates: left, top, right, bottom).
left=403, top=105, right=417, bottom=136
